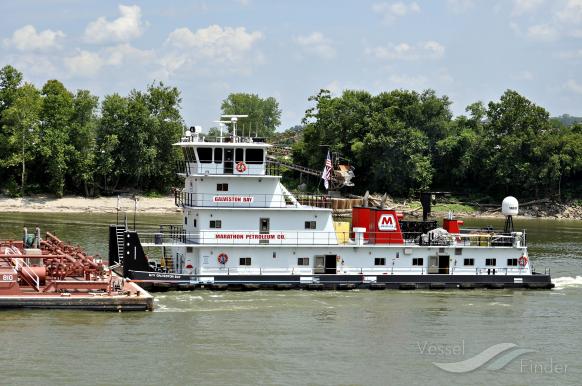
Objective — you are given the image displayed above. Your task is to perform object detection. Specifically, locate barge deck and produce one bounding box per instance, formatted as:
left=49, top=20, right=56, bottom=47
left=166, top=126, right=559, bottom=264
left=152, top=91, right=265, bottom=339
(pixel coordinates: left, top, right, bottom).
left=0, top=229, right=153, bottom=311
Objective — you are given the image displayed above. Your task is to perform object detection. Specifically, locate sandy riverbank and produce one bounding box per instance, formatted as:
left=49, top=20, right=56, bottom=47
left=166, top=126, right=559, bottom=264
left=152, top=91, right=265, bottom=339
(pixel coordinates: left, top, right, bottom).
left=0, top=194, right=580, bottom=219
left=0, top=195, right=179, bottom=213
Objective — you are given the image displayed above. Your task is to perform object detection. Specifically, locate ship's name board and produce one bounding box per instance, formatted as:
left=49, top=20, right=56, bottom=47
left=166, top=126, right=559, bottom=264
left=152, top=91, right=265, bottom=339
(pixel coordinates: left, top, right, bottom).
left=212, top=195, right=254, bottom=203
left=215, top=233, right=286, bottom=240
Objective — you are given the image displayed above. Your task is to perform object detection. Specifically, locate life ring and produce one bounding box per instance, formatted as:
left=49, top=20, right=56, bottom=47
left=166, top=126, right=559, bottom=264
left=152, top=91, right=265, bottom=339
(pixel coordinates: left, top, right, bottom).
left=518, top=256, right=528, bottom=267
left=236, top=161, right=247, bottom=173
left=218, top=253, right=229, bottom=265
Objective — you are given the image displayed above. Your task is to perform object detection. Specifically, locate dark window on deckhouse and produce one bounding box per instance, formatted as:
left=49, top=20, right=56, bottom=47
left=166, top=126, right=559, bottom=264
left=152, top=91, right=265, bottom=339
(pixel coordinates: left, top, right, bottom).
left=197, top=147, right=213, bottom=163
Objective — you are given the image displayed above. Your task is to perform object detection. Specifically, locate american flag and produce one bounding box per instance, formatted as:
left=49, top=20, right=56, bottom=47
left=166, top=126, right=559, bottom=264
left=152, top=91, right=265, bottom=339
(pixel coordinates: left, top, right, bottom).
left=321, top=150, right=333, bottom=189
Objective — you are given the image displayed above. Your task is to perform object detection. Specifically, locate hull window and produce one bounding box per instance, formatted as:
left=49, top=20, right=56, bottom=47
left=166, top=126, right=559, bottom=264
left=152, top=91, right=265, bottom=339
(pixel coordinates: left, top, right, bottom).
left=464, top=258, right=475, bottom=266
left=486, top=258, right=497, bottom=266
left=240, top=257, right=251, bottom=266
left=298, top=257, right=309, bottom=266
left=304, top=221, right=316, bottom=229
left=374, top=258, right=386, bottom=266
left=260, top=218, right=270, bottom=245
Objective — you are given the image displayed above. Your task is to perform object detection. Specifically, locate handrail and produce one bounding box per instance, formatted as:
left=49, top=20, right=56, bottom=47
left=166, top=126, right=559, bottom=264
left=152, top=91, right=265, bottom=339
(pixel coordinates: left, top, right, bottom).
left=186, top=265, right=530, bottom=276
left=139, top=229, right=522, bottom=247
left=174, top=190, right=332, bottom=209
left=5, top=247, right=40, bottom=291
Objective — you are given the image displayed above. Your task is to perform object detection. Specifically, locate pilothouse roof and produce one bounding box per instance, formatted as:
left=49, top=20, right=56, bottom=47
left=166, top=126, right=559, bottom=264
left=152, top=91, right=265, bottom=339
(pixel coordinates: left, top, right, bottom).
left=176, top=115, right=272, bottom=148
left=174, top=140, right=271, bottom=148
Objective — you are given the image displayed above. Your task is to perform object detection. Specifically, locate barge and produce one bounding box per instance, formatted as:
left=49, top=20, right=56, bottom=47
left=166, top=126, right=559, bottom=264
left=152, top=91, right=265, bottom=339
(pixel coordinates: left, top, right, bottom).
left=112, top=117, right=554, bottom=291
left=0, top=228, right=153, bottom=311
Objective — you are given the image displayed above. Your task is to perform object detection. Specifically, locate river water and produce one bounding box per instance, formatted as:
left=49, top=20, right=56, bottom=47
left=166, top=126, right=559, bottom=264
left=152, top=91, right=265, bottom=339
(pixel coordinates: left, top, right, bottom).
left=0, top=213, right=580, bottom=386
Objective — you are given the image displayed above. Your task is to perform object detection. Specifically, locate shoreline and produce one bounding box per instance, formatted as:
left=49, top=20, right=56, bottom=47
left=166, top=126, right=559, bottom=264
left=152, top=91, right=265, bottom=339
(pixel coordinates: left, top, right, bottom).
left=0, top=194, right=580, bottom=220
left=0, top=195, right=180, bottom=214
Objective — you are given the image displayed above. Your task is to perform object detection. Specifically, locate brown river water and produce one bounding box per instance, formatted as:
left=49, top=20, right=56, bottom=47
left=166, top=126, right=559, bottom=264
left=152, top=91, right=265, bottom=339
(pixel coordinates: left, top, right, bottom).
left=0, top=213, right=580, bottom=386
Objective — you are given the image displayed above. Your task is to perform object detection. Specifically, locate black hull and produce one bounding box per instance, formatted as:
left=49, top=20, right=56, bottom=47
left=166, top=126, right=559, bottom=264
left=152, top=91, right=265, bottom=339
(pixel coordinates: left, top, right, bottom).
left=128, top=270, right=554, bottom=292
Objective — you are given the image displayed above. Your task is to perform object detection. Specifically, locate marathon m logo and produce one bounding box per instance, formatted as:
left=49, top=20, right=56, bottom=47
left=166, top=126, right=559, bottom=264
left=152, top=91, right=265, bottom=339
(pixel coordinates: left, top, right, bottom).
left=378, top=214, right=397, bottom=231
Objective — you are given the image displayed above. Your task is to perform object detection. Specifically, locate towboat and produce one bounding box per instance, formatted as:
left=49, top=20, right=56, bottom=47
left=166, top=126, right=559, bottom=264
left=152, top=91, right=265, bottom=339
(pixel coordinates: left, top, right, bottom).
left=111, top=118, right=554, bottom=291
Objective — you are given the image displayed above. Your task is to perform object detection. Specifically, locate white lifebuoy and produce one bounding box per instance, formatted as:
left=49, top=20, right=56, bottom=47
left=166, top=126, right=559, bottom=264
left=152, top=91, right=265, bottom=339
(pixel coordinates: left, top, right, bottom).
left=518, top=256, right=528, bottom=267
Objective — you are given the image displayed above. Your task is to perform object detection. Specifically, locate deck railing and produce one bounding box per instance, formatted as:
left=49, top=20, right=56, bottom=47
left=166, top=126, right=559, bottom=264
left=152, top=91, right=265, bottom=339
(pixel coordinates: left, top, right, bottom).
left=174, top=191, right=332, bottom=209
left=147, top=265, right=530, bottom=276
left=140, top=229, right=523, bottom=247
left=175, top=160, right=283, bottom=177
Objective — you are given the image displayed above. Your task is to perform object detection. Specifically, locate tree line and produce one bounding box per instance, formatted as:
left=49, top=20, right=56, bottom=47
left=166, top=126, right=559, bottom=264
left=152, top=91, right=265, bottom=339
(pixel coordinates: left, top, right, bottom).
left=1, top=64, right=580, bottom=200
left=292, top=89, right=582, bottom=200
left=0, top=65, right=184, bottom=197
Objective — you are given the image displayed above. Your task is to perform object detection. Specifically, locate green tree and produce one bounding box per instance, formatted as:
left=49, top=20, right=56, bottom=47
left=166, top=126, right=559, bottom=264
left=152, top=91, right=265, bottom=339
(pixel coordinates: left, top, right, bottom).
left=297, top=89, right=443, bottom=195
left=480, top=90, right=552, bottom=197
left=0, top=65, right=23, bottom=115
left=0, top=83, right=41, bottom=196
left=142, top=82, right=184, bottom=191
left=221, top=93, right=281, bottom=138
left=433, top=102, right=485, bottom=191
left=96, top=83, right=184, bottom=193
left=0, top=65, right=25, bottom=191
left=69, top=89, right=99, bottom=196
left=96, top=93, right=128, bottom=193
left=39, top=80, right=74, bottom=197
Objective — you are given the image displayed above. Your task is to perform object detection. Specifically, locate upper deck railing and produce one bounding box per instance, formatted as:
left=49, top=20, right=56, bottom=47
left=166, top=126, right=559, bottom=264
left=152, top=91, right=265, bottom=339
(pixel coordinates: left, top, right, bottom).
left=176, top=160, right=282, bottom=177
left=174, top=190, right=332, bottom=209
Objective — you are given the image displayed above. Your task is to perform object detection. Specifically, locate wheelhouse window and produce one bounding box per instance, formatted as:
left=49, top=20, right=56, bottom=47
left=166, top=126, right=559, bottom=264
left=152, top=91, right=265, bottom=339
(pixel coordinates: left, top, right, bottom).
left=214, top=148, right=223, bottom=163
left=304, top=221, right=316, bottom=229
left=507, top=258, right=518, bottom=267
left=235, top=148, right=244, bottom=162
left=217, top=183, right=228, bottom=191
left=245, top=148, right=264, bottom=164
left=210, top=220, right=222, bottom=229
left=297, top=257, right=310, bottom=266
left=412, top=258, right=424, bottom=266
left=240, top=257, right=252, bottom=266
left=464, top=258, right=475, bottom=266
left=375, top=258, right=386, bottom=266
left=197, top=147, right=213, bottom=163
left=486, top=258, right=497, bottom=266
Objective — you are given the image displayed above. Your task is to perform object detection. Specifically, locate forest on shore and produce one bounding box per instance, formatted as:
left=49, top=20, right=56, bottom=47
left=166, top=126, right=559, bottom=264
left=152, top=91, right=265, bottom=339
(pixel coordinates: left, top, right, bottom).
left=0, top=64, right=581, bottom=202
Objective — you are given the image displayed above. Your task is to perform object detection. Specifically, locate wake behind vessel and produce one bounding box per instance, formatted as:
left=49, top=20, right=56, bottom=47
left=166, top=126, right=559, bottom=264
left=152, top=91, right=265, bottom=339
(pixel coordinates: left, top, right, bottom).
left=111, top=117, right=554, bottom=291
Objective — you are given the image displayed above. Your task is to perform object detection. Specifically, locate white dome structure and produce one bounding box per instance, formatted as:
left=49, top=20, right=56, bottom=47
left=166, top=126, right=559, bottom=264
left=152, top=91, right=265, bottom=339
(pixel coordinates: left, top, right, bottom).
left=502, top=196, right=519, bottom=216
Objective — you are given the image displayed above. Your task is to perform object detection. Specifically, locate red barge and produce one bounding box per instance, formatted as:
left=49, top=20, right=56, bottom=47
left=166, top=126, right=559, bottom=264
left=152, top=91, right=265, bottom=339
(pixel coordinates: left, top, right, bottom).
left=0, top=227, right=153, bottom=311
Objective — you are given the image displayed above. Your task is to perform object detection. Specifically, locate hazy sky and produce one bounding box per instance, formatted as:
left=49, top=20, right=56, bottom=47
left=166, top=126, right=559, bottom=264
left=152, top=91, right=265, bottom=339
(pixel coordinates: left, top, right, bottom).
left=1, top=0, right=581, bottom=131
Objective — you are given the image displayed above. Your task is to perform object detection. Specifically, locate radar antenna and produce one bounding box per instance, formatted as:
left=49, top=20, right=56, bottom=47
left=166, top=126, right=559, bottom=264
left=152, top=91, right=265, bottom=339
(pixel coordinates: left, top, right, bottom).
left=221, top=115, right=248, bottom=142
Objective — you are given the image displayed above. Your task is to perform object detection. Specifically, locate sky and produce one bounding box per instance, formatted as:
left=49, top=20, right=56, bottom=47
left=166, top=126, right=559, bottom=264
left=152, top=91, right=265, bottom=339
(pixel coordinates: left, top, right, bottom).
left=1, top=0, right=582, bottom=131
